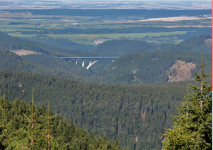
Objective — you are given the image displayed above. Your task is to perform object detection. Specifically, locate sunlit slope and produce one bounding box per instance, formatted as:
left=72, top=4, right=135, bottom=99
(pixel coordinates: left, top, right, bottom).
left=0, top=69, right=198, bottom=150
left=92, top=51, right=211, bottom=84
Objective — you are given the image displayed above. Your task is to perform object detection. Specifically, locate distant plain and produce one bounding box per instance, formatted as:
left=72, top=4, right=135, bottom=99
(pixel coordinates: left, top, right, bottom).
left=0, top=9, right=211, bottom=46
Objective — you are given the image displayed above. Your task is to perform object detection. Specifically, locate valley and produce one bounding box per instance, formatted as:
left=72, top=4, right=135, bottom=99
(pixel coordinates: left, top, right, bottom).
left=0, top=8, right=212, bottom=150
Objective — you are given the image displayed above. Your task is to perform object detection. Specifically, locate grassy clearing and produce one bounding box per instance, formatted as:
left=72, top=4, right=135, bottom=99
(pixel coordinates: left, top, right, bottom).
left=46, top=31, right=188, bottom=39
left=8, top=31, right=188, bottom=45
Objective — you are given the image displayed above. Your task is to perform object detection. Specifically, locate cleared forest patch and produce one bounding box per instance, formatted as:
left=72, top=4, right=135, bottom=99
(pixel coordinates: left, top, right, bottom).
left=11, top=49, right=39, bottom=56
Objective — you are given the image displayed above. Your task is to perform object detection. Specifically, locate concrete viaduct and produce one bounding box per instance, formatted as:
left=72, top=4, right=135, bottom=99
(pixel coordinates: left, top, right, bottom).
left=59, top=57, right=119, bottom=69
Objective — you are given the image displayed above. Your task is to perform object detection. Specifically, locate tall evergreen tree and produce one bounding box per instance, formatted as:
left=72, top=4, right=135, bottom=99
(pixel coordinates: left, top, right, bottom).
left=162, top=57, right=212, bottom=150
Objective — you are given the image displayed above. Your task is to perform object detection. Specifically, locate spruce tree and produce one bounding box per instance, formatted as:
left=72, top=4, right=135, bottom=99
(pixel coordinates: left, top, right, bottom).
left=162, top=57, right=212, bottom=150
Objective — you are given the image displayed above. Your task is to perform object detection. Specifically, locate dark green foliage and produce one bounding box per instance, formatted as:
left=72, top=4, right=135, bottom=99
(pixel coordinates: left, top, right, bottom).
left=169, top=35, right=212, bottom=52
left=9, top=22, right=29, bottom=25
left=91, top=40, right=154, bottom=57
left=162, top=58, right=212, bottom=149
left=0, top=96, right=122, bottom=149
left=9, top=9, right=211, bottom=18
left=0, top=32, right=112, bottom=77
left=0, top=69, right=202, bottom=149
left=92, top=51, right=211, bottom=84
left=91, top=35, right=211, bottom=57
left=0, top=49, right=88, bottom=81
left=22, top=54, right=92, bottom=77
left=0, top=32, right=97, bottom=57
left=30, top=36, right=94, bottom=52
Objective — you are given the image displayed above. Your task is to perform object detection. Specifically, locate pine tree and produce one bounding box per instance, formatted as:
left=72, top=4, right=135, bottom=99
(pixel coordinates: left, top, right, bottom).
left=162, top=57, right=212, bottom=150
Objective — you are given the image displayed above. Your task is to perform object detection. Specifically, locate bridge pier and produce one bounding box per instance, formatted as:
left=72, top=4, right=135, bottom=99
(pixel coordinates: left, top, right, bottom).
left=86, top=60, right=98, bottom=69
left=82, top=58, right=84, bottom=67
left=59, top=57, right=119, bottom=69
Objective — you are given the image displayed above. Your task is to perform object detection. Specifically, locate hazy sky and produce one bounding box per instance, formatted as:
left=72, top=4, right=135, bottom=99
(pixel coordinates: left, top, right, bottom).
left=24, top=0, right=210, bottom=1
left=61, top=0, right=211, bottom=1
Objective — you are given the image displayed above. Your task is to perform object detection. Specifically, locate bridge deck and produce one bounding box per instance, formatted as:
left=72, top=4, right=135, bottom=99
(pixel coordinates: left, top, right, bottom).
left=59, top=57, right=119, bottom=59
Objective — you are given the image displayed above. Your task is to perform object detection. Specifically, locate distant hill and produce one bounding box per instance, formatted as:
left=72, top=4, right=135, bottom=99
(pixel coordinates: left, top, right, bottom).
left=30, top=36, right=94, bottom=52
left=1, top=32, right=212, bottom=85
left=91, top=40, right=153, bottom=57
left=169, top=35, right=212, bottom=52
left=0, top=32, right=97, bottom=57
left=0, top=69, right=195, bottom=150
left=91, top=35, right=211, bottom=57
left=0, top=32, right=112, bottom=75
left=91, top=51, right=211, bottom=84
left=0, top=49, right=89, bottom=81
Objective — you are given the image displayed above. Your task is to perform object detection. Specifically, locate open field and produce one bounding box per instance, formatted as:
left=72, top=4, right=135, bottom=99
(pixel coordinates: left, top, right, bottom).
left=47, top=31, right=188, bottom=40
left=8, top=31, right=188, bottom=45
left=139, top=16, right=211, bottom=22
left=0, top=10, right=211, bottom=46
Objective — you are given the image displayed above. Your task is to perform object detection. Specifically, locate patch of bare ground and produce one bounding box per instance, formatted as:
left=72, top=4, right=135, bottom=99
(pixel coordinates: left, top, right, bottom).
left=166, top=60, right=196, bottom=82
left=112, top=65, right=117, bottom=70
left=135, top=136, right=138, bottom=142
left=11, top=49, right=40, bottom=56
left=141, top=111, right=146, bottom=121
left=132, top=68, right=138, bottom=74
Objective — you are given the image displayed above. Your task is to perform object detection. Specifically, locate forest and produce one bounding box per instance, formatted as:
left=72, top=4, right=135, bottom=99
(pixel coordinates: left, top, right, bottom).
left=0, top=68, right=206, bottom=149
left=0, top=95, right=123, bottom=149
left=8, top=9, right=211, bottom=18
left=0, top=8, right=212, bottom=149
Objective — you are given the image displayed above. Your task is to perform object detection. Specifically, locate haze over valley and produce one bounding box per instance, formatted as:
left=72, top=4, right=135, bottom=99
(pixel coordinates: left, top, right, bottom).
left=0, top=2, right=211, bottom=149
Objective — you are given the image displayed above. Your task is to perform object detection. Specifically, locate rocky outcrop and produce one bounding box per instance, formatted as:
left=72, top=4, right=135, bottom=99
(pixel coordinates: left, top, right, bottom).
left=166, top=60, right=196, bottom=82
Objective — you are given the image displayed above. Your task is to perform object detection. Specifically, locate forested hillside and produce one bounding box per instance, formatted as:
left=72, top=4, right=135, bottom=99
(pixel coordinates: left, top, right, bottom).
left=0, top=32, right=212, bottom=85
left=0, top=49, right=89, bottom=81
left=91, top=51, right=211, bottom=84
left=169, top=35, right=212, bottom=52
left=91, top=40, right=154, bottom=57
left=0, top=32, right=97, bottom=57
left=0, top=96, right=122, bottom=149
left=30, top=36, right=94, bottom=52
left=91, top=40, right=175, bottom=57
left=0, top=69, right=202, bottom=149
left=91, top=35, right=211, bottom=57
left=0, top=32, right=113, bottom=75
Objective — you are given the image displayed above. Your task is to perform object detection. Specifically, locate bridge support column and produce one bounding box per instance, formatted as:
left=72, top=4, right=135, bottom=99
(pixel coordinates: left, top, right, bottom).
left=75, top=58, right=77, bottom=64
left=89, top=58, right=91, bottom=66
left=86, top=60, right=98, bottom=69
left=82, top=58, right=84, bottom=67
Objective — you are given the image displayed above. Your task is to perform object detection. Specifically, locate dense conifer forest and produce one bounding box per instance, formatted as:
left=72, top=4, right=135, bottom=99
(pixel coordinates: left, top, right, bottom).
left=0, top=49, right=91, bottom=81
left=1, top=68, right=206, bottom=149
left=162, top=59, right=212, bottom=149
left=92, top=51, right=211, bottom=84
left=91, top=35, right=211, bottom=57
left=0, top=94, right=123, bottom=149
left=0, top=29, right=211, bottom=149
